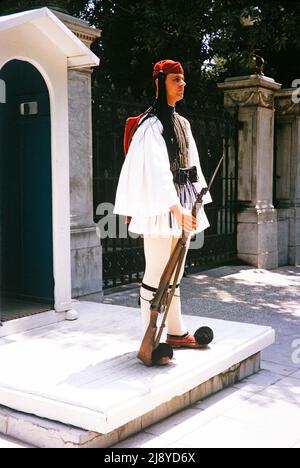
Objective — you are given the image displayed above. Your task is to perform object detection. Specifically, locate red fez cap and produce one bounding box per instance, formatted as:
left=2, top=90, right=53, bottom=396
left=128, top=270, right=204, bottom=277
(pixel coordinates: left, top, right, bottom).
left=153, top=60, right=184, bottom=79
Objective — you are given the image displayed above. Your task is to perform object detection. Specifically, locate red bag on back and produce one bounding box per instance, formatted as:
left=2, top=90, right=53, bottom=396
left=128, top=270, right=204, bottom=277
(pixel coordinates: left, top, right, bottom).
left=123, top=111, right=148, bottom=224
left=123, top=112, right=149, bottom=156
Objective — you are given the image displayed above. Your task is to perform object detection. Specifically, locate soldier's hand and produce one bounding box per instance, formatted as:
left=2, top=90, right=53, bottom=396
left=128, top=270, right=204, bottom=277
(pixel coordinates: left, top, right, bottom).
left=170, top=204, right=197, bottom=232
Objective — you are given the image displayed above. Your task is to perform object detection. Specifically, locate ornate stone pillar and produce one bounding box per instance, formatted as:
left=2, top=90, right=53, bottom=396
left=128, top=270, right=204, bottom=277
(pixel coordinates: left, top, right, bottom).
left=218, top=76, right=281, bottom=269
left=274, top=89, right=300, bottom=266
left=53, top=10, right=102, bottom=297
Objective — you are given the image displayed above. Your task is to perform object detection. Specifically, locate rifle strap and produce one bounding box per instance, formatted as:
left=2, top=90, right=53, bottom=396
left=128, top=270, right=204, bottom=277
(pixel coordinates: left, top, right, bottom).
left=141, top=282, right=180, bottom=292
left=139, top=282, right=180, bottom=306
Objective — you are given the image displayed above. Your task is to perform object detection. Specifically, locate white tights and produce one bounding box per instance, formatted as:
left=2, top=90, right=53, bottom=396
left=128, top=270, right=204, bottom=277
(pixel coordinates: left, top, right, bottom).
left=140, top=235, right=190, bottom=336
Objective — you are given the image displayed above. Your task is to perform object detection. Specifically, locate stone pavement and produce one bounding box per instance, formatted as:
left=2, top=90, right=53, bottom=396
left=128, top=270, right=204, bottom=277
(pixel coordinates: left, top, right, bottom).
left=1, top=265, right=300, bottom=448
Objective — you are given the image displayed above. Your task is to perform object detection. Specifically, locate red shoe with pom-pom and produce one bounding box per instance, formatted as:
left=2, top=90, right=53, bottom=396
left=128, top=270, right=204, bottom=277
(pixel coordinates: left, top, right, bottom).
left=166, top=332, right=204, bottom=349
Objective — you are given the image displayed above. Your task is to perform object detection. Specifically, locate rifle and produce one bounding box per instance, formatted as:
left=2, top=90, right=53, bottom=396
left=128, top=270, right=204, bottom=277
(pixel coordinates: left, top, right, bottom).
left=137, top=156, right=224, bottom=366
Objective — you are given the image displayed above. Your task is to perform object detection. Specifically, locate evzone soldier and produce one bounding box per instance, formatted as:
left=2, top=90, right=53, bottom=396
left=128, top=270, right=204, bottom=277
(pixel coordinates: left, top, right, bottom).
left=114, top=59, right=212, bottom=353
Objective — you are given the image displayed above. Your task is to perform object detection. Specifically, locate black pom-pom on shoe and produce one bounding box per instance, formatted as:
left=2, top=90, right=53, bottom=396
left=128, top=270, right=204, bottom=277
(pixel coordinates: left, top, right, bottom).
left=194, top=326, right=214, bottom=346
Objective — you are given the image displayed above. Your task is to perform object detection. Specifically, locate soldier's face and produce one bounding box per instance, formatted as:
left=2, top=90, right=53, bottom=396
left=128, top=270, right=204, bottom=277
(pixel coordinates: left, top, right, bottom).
left=165, top=73, right=186, bottom=105
left=156, top=73, right=186, bottom=106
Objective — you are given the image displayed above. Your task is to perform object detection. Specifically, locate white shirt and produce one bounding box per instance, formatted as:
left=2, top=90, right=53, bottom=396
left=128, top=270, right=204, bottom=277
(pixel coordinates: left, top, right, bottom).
left=114, top=115, right=212, bottom=237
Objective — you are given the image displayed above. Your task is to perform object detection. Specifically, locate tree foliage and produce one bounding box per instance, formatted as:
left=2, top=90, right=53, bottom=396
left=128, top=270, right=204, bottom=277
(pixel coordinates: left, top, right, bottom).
left=70, top=0, right=300, bottom=102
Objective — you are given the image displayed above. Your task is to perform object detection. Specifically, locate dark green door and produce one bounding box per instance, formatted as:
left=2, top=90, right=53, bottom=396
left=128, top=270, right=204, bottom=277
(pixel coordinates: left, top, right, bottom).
left=0, top=60, right=54, bottom=303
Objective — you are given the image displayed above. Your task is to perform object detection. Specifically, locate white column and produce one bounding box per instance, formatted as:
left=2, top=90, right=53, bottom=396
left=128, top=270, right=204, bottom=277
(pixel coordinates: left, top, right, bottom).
left=56, top=10, right=103, bottom=297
